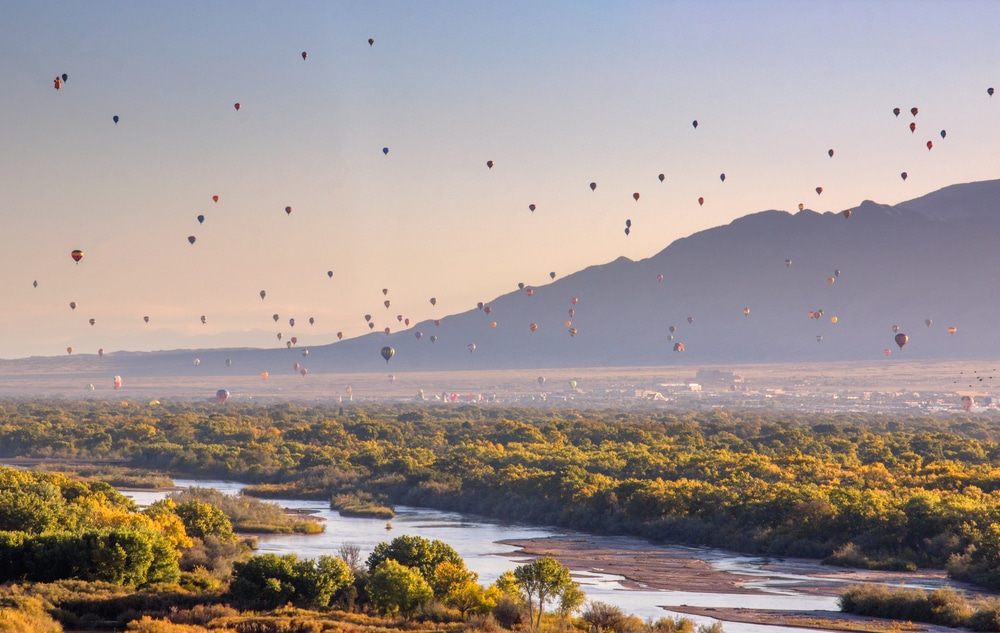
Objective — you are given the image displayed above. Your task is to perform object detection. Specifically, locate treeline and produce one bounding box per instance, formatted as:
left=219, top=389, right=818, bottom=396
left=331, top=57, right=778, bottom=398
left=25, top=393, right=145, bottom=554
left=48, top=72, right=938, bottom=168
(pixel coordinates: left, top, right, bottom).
left=839, top=584, right=1000, bottom=631
left=5, top=400, right=1000, bottom=587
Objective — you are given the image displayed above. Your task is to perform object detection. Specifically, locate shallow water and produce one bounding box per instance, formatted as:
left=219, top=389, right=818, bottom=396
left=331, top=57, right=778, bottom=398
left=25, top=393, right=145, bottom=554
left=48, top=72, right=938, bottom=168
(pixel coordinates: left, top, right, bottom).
left=125, top=479, right=844, bottom=628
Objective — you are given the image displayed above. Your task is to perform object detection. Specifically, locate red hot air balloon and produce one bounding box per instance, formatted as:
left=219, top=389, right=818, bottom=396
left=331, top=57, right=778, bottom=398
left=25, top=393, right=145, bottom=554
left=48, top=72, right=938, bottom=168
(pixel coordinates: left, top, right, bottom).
left=234, top=103, right=241, bottom=111
left=301, top=51, right=308, bottom=60
left=673, top=342, right=684, bottom=352
left=71, top=250, right=84, bottom=263
left=927, top=141, right=933, bottom=150
left=525, top=288, right=534, bottom=296
left=633, top=192, right=640, bottom=201
left=815, top=187, right=823, bottom=195
left=337, top=332, right=344, bottom=340
left=698, top=197, right=704, bottom=206
left=212, top=195, right=219, bottom=203
left=910, top=122, right=916, bottom=133
left=895, top=332, right=908, bottom=349
left=910, top=107, right=919, bottom=117
left=843, top=209, right=852, bottom=218
left=217, top=389, right=229, bottom=403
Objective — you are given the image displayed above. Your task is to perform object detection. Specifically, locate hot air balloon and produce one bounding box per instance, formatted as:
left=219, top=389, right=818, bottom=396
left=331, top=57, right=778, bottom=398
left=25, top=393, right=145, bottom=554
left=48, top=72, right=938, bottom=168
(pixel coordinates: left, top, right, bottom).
left=827, top=277, right=835, bottom=285
left=815, top=187, right=823, bottom=195
left=529, top=204, right=536, bottom=212
left=517, top=283, right=525, bottom=289
left=570, top=297, right=579, bottom=305
left=293, top=362, right=301, bottom=371
left=397, top=314, right=404, bottom=322
left=657, top=274, right=664, bottom=282
left=337, top=332, right=344, bottom=340
left=274, top=314, right=281, bottom=322
left=893, top=107, right=901, bottom=117
left=260, top=290, right=266, bottom=300
left=568, top=309, right=575, bottom=317
left=529, top=323, right=538, bottom=332
left=525, top=288, right=534, bottom=296
left=477, top=302, right=484, bottom=310
left=70, top=302, right=76, bottom=310
left=828, top=149, right=834, bottom=158
left=113, top=115, right=119, bottom=124
left=911, top=107, right=919, bottom=117
left=698, top=197, right=704, bottom=206
left=368, top=38, right=374, bottom=45
left=743, top=307, right=751, bottom=316
left=894, top=333, right=908, bottom=349
left=415, top=331, right=423, bottom=340
left=188, top=236, right=196, bottom=244
left=798, top=203, right=805, bottom=211
left=383, top=147, right=388, bottom=155
left=658, top=173, right=665, bottom=182
left=384, top=327, right=391, bottom=334
left=835, top=269, right=841, bottom=276
left=327, top=270, right=334, bottom=278
left=669, top=325, right=677, bottom=334
left=285, top=206, right=292, bottom=215
left=692, top=120, right=698, bottom=129
left=538, top=376, right=545, bottom=386
left=843, top=209, right=852, bottom=219
left=719, top=173, right=726, bottom=182
left=197, top=215, right=205, bottom=224
left=71, top=250, right=84, bottom=263
left=909, top=122, right=916, bottom=133
left=54, top=77, right=62, bottom=90
left=193, top=358, right=201, bottom=366
left=226, top=358, right=233, bottom=367
left=200, top=315, right=207, bottom=324
left=673, top=342, right=685, bottom=352
left=569, top=379, right=578, bottom=389
left=89, top=318, right=96, bottom=326
left=925, top=319, right=933, bottom=327
left=549, top=272, right=556, bottom=280
left=234, top=103, right=241, bottom=111
left=212, top=195, right=219, bottom=203
left=66, top=347, right=72, bottom=355
left=948, top=326, right=957, bottom=335
left=302, top=51, right=308, bottom=60
left=380, top=346, right=394, bottom=362
left=277, top=333, right=283, bottom=342
left=589, top=182, right=597, bottom=191
left=216, top=389, right=229, bottom=403
left=308, top=317, right=314, bottom=325
left=830, top=316, right=838, bottom=324
left=32, top=280, right=37, bottom=288
left=302, top=349, right=308, bottom=356
left=114, top=375, right=122, bottom=389
left=687, top=316, right=694, bottom=324
left=884, top=348, right=892, bottom=357
left=489, top=321, right=497, bottom=328
left=816, top=335, right=824, bottom=342
left=384, top=300, right=390, bottom=309
left=990, top=87, right=995, bottom=97
left=467, top=343, right=476, bottom=352
left=300, top=368, right=308, bottom=377
left=785, top=259, right=792, bottom=267
left=261, top=371, right=269, bottom=379
left=486, top=160, right=494, bottom=169
left=434, top=320, right=441, bottom=326
left=633, top=193, right=640, bottom=201
left=143, top=316, right=149, bottom=323
left=290, top=336, right=298, bottom=344
left=568, top=328, right=578, bottom=337
left=940, top=130, right=946, bottom=139
left=927, top=141, right=933, bottom=150
left=892, top=325, right=900, bottom=333
left=962, top=395, right=973, bottom=412
left=430, top=297, right=437, bottom=306
left=901, top=172, right=908, bottom=181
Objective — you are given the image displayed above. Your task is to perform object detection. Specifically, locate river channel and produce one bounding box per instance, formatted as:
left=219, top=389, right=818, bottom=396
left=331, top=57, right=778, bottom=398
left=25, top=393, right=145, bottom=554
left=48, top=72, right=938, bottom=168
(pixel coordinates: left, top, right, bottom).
left=123, top=479, right=910, bottom=632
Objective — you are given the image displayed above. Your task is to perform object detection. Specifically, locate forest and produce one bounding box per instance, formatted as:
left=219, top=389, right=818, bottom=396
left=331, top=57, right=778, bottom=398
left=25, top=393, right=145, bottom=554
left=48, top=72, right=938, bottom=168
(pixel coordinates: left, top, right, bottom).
left=3, top=399, right=1000, bottom=629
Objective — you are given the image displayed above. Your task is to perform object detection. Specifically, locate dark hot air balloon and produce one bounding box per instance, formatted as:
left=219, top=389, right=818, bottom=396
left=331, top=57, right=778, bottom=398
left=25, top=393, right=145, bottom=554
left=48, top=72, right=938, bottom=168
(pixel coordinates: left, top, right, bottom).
left=486, top=160, right=493, bottom=169
left=71, top=250, right=84, bottom=263
left=828, top=149, right=834, bottom=157
left=188, top=236, right=196, bottom=244
left=380, top=346, right=394, bottom=362
left=633, top=192, right=640, bottom=201
left=234, top=103, right=241, bottom=111
left=216, top=389, right=229, bottom=403
left=113, top=115, right=119, bottom=124
left=893, top=107, right=901, bottom=117
left=895, top=332, right=908, bottom=349
left=658, top=173, right=665, bottom=182
left=529, top=204, right=535, bottom=212
left=302, top=51, right=308, bottom=60
left=692, top=120, right=698, bottom=128
left=589, top=182, right=596, bottom=191
left=197, top=215, right=204, bottom=224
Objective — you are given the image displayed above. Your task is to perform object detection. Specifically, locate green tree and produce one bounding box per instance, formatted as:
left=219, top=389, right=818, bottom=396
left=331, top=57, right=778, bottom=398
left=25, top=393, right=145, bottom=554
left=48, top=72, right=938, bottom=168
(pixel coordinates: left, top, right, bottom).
left=174, top=500, right=234, bottom=543
left=366, top=534, right=463, bottom=583
left=367, top=558, right=433, bottom=618
left=513, top=556, right=575, bottom=630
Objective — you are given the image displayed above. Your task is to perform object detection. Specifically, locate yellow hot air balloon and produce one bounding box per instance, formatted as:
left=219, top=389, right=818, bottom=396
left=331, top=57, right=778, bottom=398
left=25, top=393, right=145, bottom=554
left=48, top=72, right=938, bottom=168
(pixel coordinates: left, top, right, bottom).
left=830, top=316, right=838, bottom=324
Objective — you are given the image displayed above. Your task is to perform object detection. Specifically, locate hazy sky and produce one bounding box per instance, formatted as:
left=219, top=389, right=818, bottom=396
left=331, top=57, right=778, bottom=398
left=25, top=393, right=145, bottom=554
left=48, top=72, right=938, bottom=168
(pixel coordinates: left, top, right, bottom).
left=2, top=1, right=998, bottom=359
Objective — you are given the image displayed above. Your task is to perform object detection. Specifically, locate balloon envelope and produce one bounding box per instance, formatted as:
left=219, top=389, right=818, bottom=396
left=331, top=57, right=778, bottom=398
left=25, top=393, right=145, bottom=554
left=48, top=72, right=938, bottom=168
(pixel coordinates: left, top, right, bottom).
left=380, top=346, right=394, bottom=362
left=71, top=250, right=84, bottom=263
left=894, top=333, right=908, bottom=349
left=216, top=389, right=229, bottom=403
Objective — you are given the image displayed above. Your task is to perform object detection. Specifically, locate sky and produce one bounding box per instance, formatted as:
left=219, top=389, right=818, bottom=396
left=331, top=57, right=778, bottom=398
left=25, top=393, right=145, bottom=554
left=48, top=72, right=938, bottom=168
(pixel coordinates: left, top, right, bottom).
left=2, top=0, right=999, bottom=359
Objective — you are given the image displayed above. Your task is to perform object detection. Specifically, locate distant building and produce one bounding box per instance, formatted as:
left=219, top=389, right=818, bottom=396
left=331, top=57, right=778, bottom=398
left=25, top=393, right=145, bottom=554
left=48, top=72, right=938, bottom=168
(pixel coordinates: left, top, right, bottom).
left=694, top=369, right=745, bottom=389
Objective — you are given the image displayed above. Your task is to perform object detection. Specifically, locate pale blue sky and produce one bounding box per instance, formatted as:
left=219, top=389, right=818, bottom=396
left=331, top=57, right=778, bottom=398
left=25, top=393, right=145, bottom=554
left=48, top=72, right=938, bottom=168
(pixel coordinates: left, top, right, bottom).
left=2, top=1, right=998, bottom=358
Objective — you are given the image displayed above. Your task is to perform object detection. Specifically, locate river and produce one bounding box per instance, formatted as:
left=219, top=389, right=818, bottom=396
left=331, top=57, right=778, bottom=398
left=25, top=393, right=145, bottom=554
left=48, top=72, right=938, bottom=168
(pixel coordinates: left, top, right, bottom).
left=123, top=479, right=860, bottom=632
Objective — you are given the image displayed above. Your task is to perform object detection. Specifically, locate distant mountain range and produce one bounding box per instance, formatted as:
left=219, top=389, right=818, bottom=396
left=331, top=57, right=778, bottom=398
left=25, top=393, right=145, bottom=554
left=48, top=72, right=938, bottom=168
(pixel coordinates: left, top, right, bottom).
left=9, top=179, right=1000, bottom=377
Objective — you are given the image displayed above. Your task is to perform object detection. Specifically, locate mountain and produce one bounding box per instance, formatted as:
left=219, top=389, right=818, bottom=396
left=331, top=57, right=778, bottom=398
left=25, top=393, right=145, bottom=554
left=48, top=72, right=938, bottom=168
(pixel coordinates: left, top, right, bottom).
left=11, top=179, right=1000, bottom=377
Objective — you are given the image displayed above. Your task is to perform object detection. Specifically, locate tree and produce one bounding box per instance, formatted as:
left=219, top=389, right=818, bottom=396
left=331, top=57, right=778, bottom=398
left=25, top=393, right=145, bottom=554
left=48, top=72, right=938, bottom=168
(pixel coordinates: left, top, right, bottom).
left=366, top=559, right=433, bottom=619
left=174, top=500, right=234, bottom=543
left=513, top=556, right=575, bottom=630
left=366, top=534, right=463, bottom=583
left=229, top=553, right=354, bottom=610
